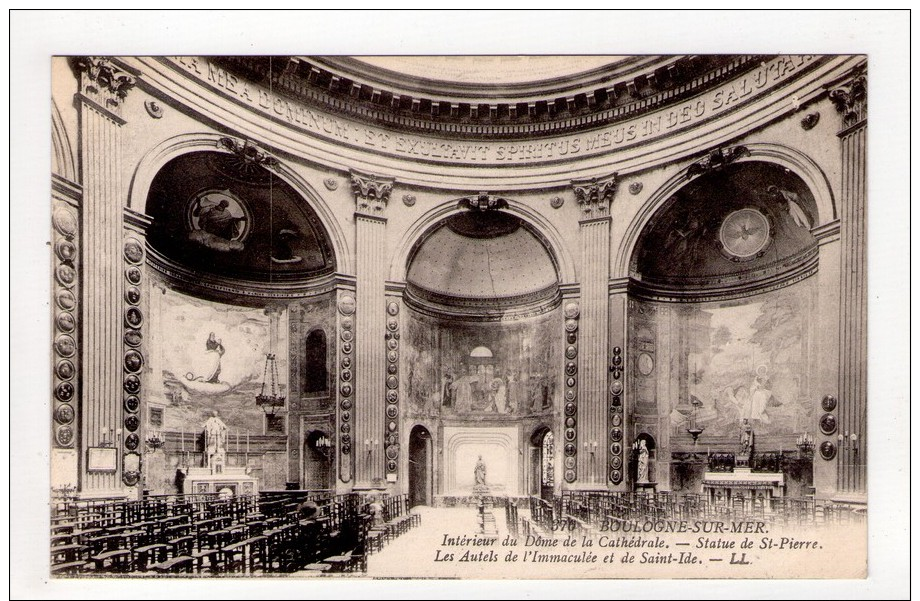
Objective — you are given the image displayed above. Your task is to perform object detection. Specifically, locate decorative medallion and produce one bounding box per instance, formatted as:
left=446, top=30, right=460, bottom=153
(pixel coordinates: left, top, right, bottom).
left=341, top=423, right=350, bottom=434
left=565, top=345, right=578, bottom=360
left=611, top=414, right=622, bottom=427
left=387, top=302, right=400, bottom=316
left=567, top=332, right=577, bottom=344
left=387, top=350, right=398, bottom=363
left=340, top=329, right=354, bottom=343
left=565, top=402, right=576, bottom=416
left=144, top=99, right=164, bottom=119
left=341, top=399, right=352, bottom=410
left=186, top=189, right=252, bottom=251
left=386, top=390, right=398, bottom=403
left=386, top=375, right=399, bottom=390
left=124, top=375, right=141, bottom=394
left=819, top=413, right=838, bottom=435
left=564, top=319, right=578, bottom=332
left=340, top=369, right=352, bottom=382
left=341, top=356, right=352, bottom=369
left=610, top=442, right=622, bottom=455
left=564, top=469, right=576, bottom=483
left=610, top=428, right=622, bottom=442
left=610, top=469, right=622, bottom=484
left=125, top=287, right=141, bottom=305
left=56, top=290, right=76, bottom=311
left=124, top=415, right=140, bottom=432
left=341, top=412, right=350, bottom=423
left=564, top=302, right=580, bottom=319
left=123, top=471, right=141, bottom=487
left=611, top=355, right=622, bottom=366
left=611, top=456, right=622, bottom=469
left=341, top=433, right=351, bottom=444
left=719, top=208, right=771, bottom=260
left=324, top=177, right=339, bottom=191
left=387, top=460, right=398, bottom=472
left=124, top=433, right=140, bottom=450
left=56, top=426, right=74, bottom=447
left=54, top=404, right=75, bottom=425
left=123, top=238, right=144, bottom=264
left=564, top=443, right=576, bottom=456
left=56, top=360, right=75, bottom=381
left=55, top=264, right=76, bottom=287
left=386, top=405, right=398, bottom=419
left=566, top=377, right=576, bottom=388
left=822, top=395, right=838, bottom=412
left=56, top=312, right=75, bottom=333
left=637, top=353, right=655, bottom=376
left=55, top=239, right=76, bottom=262
left=124, top=350, right=144, bottom=373
left=386, top=317, right=399, bottom=331
left=55, top=335, right=76, bottom=358
left=550, top=196, right=564, bottom=209
left=387, top=339, right=399, bottom=351
left=342, top=445, right=351, bottom=455
left=610, top=381, right=623, bottom=395
left=629, top=182, right=644, bottom=195
left=387, top=363, right=398, bottom=375
left=341, top=316, right=353, bottom=330
left=124, top=395, right=140, bottom=413
left=124, top=329, right=142, bottom=347
left=342, top=341, right=353, bottom=354
left=402, top=194, right=416, bottom=207
left=564, top=428, right=576, bottom=442
left=125, top=307, right=143, bottom=328
left=819, top=441, right=837, bottom=460
left=338, top=294, right=356, bottom=315
left=388, top=421, right=397, bottom=432
left=565, top=389, right=576, bottom=401
left=800, top=112, right=820, bottom=130
left=565, top=362, right=577, bottom=376
left=386, top=434, right=398, bottom=446
left=125, top=266, right=142, bottom=285
left=611, top=395, right=622, bottom=407
left=564, top=456, right=576, bottom=470
left=340, top=383, right=353, bottom=397
left=52, top=209, right=78, bottom=237
left=565, top=417, right=576, bottom=428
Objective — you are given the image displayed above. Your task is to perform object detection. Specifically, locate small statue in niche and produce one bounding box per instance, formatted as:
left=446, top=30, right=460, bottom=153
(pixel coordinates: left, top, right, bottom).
left=473, top=456, right=487, bottom=491
left=636, top=439, right=650, bottom=484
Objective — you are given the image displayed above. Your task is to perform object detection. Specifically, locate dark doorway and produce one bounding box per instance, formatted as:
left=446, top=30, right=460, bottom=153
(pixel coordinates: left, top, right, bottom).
left=303, top=429, right=332, bottom=490
left=408, top=426, right=432, bottom=508
left=530, top=427, right=554, bottom=502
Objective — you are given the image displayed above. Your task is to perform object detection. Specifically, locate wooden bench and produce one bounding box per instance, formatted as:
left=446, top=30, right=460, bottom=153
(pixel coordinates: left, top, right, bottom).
left=149, top=555, right=195, bottom=574
left=90, top=548, right=132, bottom=572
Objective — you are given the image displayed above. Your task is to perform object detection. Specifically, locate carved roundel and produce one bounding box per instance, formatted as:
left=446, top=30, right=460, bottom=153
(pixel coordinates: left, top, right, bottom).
left=565, top=362, right=577, bottom=376
left=611, top=355, right=622, bottom=367
left=124, top=433, right=140, bottom=451
left=125, top=287, right=141, bottom=305
left=819, top=413, right=838, bottom=435
left=341, top=316, right=353, bottom=331
left=387, top=460, right=398, bottom=472
left=124, top=374, right=141, bottom=394
left=55, top=382, right=75, bottom=402
left=822, top=395, right=838, bottom=412
left=387, top=433, right=399, bottom=446
left=124, top=395, right=140, bottom=413
left=340, top=369, right=352, bottom=382
left=341, top=399, right=352, bottom=411
left=567, top=332, right=577, bottom=344
left=56, top=425, right=75, bottom=447
left=125, top=266, right=142, bottom=285
left=610, top=428, right=623, bottom=442
left=719, top=208, right=771, bottom=260
left=54, top=404, right=75, bottom=425
left=340, top=383, right=353, bottom=397
left=565, top=319, right=578, bottom=333
left=124, top=238, right=144, bottom=264
left=819, top=441, right=837, bottom=460
left=564, top=443, right=576, bottom=456
left=564, top=402, right=576, bottom=416
left=125, top=307, right=143, bottom=328
left=342, top=341, right=353, bottom=354
left=341, top=356, right=352, bottom=369
left=610, top=381, right=623, bottom=395
left=56, top=264, right=76, bottom=288
left=637, top=353, right=654, bottom=376
left=388, top=421, right=397, bottom=432
left=341, top=433, right=352, bottom=445
left=124, top=414, right=140, bottom=432
left=610, top=469, right=622, bottom=484
left=387, top=338, right=399, bottom=351
left=52, top=209, right=78, bottom=237
left=611, top=456, right=622, bottom=470
left=564, top=302, right=580, bottom=319
left=564, top=469, right=576, bottom=483
left=340, top=423, right=350, bottom=434
left=386, top=317, right=399, bottom=332
left=338, top=295, right=356, bottom=315
left=124, top=350, right=144, bottom=373
left=565, top=417, right=576, bottom=428
left=55, top=239, right=77, bottom=262
left=387, top=350, right=399, bottom=363
left=386, top=405, right=398, bottom=419
left=610, top=442, right=622, bottom=456
left=565, top=389, right=576, bottom=402
left=56, top=290, right=76, bottom=311
left=386, top=390, right=398, bottom=403
left=564, top=428, right=576, bottom=442
left=341, top=412, right=350, bottom=423
left=123, top=471, right=141, bottom=487
left=387, top=302, right=400, bottom=316
left=340, top=329, right=354, bottom=343
left=611, top=414, right=622, bottom=427
left=386, top=444, right=399, bottom=460
left=564, top=456, right=576, bottom=470
left=56, top=359, right=75, bottom=381
left=124, top=329, right=143, bottom=348
left=565, top=346, right=578, bottom=360
left=387, top=363, right=398, bottom=375
left=386, top=375, right=399, bottom=390
left=566, top=377, right=576, bottom=388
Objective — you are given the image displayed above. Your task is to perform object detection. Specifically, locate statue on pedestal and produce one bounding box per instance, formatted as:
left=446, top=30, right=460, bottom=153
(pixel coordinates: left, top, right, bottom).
left=637, top=439, right=650, bottom=484
left=739, top=418, right=755, bottom=462
left=204, top=411, right=228, bottom=472
left=473, top=455, right=489, bottom=493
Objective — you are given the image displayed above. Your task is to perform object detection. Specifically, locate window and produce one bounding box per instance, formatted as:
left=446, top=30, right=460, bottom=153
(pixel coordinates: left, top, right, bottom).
left=303, top=329, right=328, bottom=394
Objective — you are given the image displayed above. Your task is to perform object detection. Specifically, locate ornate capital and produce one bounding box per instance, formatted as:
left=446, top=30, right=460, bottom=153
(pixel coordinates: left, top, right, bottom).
left=829, top=68, right=867, bottom=128
left=571, top=174, right=618, bottom=221
left=686, top=146, right=750, bottom=179
left=217, top=137, right=280, bottom=173
left=350, top=170, right=394, bottom=216
left=70, top=56, right=136, bottom=112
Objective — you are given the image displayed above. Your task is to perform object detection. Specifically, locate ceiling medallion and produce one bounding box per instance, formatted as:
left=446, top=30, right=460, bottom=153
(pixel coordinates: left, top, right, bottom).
left=719, top=208, right=771, bottom=261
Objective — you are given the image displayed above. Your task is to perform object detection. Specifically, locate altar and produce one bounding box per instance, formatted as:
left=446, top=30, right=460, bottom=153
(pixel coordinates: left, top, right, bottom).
left=182, top=413, right=258, bottom=497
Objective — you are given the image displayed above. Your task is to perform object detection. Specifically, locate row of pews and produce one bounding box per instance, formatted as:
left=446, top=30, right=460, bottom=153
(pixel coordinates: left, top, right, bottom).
left=49, top=491, right=417, bottom=576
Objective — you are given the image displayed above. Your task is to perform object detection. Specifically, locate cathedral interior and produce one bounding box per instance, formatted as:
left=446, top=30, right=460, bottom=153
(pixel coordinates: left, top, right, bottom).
left=45, top=52, right=870, bottom=577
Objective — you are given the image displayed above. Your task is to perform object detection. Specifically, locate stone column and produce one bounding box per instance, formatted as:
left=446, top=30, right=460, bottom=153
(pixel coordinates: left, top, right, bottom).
left=70, top=57, right=136, bottom=496
left=829, top=67, right=867, bottom=495
left=571, top=175, right=617, bottom=487
left=350, top=170, right=394, bottom=488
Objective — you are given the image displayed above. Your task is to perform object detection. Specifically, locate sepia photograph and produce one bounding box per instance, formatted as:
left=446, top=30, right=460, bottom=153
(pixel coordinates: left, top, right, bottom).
left=12, top=9, right=910, bottom=599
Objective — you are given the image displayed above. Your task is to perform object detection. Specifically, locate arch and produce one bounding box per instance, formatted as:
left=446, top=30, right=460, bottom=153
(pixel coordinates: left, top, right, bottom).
left=389, top=198, right=577, bottom=285
left=127, top=133, right=351, bottom=274
left=408, top=424, right=433, bottom=508
left=615, top=143, right=837, bottom=277
left=303, top=328, right=328, bottom=394
left=51, top=100, right=77, bottom=182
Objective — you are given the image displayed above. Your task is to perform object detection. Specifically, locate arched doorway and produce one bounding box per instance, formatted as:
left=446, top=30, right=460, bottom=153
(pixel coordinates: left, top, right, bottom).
left=529, top=427, right=554, bottom=501
left=303, top=429, right=333, bottom=490
left=408, top=425, right=432, bottom=508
